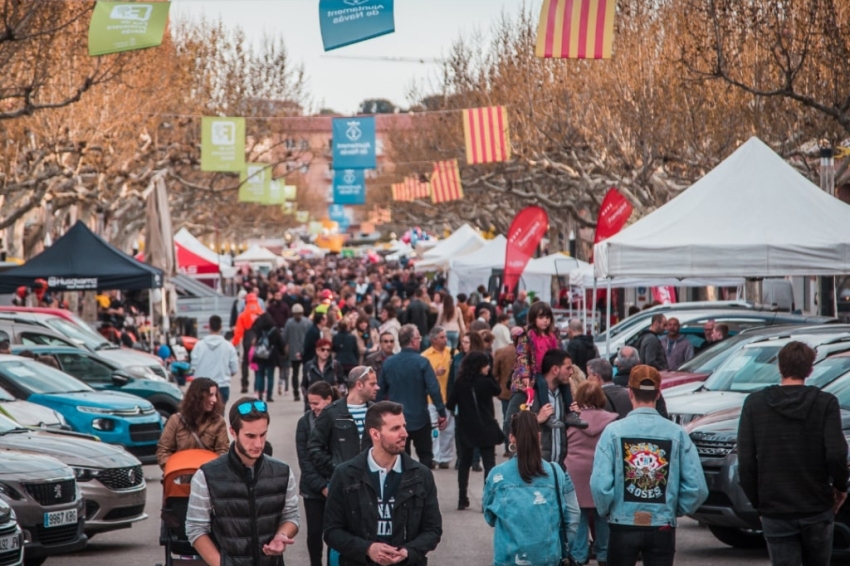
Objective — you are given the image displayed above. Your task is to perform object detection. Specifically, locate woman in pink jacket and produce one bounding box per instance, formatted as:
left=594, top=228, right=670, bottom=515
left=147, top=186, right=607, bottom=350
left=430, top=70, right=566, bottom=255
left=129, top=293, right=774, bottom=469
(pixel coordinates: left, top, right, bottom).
left=565, top=381, right=618, bottom=566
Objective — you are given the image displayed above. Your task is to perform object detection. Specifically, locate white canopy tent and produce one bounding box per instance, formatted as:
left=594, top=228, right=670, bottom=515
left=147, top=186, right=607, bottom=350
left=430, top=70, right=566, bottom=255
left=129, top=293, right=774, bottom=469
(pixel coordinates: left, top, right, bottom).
left=174, top=228, right=237, bottom=279
left=414, top=224, right=486, bottom=271
left=571, top=264, right=745, bottom=289
left=525, top=253, right=588, bottom=276
left=594, top=137, right=850, bottom=279
left=234, top=245, right=287, bottom=267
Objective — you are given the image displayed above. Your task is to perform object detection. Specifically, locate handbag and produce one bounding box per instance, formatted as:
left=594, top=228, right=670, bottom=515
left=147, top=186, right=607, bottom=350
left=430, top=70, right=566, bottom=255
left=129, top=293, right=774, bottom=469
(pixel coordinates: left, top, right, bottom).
left=549, top=462, right=579, bottom=566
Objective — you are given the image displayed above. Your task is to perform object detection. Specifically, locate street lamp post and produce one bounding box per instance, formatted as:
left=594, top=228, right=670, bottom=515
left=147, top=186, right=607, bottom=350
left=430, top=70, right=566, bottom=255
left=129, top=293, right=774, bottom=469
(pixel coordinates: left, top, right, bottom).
left=819, top=143, right=837, bottom=317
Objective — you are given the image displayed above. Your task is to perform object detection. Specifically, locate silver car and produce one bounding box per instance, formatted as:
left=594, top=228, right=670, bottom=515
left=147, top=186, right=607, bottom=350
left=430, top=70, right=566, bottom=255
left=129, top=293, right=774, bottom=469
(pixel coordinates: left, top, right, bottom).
left=0, top=499, right=23, bottom=566
left=0, top=414, right=147, bottom=536
left=0, top=452, right=86, bottom=566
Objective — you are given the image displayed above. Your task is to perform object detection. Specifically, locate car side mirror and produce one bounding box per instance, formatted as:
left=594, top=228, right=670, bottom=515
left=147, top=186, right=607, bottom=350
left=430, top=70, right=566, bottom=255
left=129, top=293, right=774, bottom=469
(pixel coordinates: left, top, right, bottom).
left=111, top=371, right=131, bottom=386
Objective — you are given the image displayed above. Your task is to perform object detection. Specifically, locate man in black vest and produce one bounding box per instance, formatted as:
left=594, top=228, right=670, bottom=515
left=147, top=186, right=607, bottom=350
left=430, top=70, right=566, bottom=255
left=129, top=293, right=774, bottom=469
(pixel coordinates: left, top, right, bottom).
left=186, top=398, right=300, bottom=566
left=324, top=401, right=443, bottom=566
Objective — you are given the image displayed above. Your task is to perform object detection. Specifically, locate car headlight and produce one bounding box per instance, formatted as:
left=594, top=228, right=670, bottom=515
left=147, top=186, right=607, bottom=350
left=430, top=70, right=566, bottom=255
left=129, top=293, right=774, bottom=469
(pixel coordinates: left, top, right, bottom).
left=91, top=418, right=116, bottom=432
left=72, top=467, right=101, bottom=482
left=0, top=483, right=24, bottom=501
left=77, top=406, right=114, bottom=415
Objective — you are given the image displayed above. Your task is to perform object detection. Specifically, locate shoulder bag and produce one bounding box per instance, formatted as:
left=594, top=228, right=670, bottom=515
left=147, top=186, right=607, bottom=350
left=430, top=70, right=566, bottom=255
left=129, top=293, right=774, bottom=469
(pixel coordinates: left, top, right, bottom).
left=548, top=462, right=579, bottom=566
left=178, top=413, right=208, bottom=450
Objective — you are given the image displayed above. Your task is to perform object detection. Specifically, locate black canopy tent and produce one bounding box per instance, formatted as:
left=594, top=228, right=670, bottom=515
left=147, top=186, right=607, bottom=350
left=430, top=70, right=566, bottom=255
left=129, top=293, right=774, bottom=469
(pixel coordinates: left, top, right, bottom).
left=0, top=221, right=163, bottom=293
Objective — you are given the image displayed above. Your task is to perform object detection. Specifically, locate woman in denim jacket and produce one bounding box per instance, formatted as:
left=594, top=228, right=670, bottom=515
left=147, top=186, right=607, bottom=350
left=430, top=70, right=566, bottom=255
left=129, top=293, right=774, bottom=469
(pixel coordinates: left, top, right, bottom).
left=484, top=411, right=580, bottom=566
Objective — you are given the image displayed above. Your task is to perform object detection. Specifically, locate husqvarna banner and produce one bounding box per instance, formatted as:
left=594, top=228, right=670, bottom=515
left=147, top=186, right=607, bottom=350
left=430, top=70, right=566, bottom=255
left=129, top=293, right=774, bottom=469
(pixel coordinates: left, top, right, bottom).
left=333, top=169, right=366, bottom=205
left=88, top=2, right=171, bottom=56
left=332, top=116, right=376, bottom=169
left=504, top=206, right=549, bottom=294
left=201, top=117, right=246, bottom=172
left=319, top=0, right=395, bottom=52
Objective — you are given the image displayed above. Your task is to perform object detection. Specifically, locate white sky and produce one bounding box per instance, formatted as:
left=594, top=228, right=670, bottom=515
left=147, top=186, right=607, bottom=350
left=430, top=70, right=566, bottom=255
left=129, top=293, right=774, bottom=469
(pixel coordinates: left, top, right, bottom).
left=172, top=0, right=531, bottom=114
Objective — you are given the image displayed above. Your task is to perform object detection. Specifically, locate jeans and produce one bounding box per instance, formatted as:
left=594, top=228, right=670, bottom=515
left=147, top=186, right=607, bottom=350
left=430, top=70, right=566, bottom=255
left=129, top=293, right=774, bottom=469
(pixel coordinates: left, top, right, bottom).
left=608, top=524, right=676, bottom=566
left=218, top=386, right=230, bottom=404
left=457, top=437, right=496, bottom=500
left=278, top=360, right=290, bottom=392
left=570, top=508, right=609, bottom=563
left=254, top=365, right=275, bottom=399
left=291, top=360, right=303, bottom=399
left=303, top=498, right=326, bottom=566
left=761, top=509, right=834, bottom=566
left=405, top=425, right=434, bottom=468
left=240, top=342, right=251, bottom=391
left=445, top=330, right=459, bottom=350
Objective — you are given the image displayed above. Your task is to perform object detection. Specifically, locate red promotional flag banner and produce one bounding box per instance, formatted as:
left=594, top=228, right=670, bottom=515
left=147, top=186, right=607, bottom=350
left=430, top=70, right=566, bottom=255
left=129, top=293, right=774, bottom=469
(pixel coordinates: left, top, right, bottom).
left=652, top=286, right=677, bottom=305
left=463, top=106, right=512, bottom=165
left=535, top=0, right=616, bottom=60
left=503, top=206, right=550, bottom=294
left=430, top=160, right=464, bottom=203
left=594, top=187, right=633, bottom=244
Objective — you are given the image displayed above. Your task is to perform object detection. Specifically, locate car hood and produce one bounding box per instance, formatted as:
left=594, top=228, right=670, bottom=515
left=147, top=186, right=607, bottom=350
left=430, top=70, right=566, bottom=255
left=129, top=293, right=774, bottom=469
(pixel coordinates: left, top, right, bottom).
left=98, top=348, right=162, bottom=368
left=660, top=381, right=705, bottom=398
left=0, top=429, right=139, bottom=468
left=36, top=390, right=154, bottom=410
left=0, top=450, right=69, bottom=476
left=688, top=408, right=850, bottom=439
left=660, top=371, right=709, bottom=390
left=0, top=400, right=63, bottom=427
left=666, top=390, right=749, bottom=418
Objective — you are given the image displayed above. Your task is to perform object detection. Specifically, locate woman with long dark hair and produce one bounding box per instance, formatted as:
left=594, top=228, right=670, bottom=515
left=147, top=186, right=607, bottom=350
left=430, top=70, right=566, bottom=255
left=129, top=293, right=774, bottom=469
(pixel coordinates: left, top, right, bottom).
left=447, top=351, right=504, bottom=510
left=484, top=411, right=580, bottom=566
left=156, top=377, right=229, bottom=468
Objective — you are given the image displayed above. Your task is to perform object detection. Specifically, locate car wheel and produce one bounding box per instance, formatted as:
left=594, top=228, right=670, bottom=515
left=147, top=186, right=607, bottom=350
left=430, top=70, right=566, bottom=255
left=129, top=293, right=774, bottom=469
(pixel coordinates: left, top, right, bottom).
left=708, top=525, right=766, bottom=548
left=25, top=557, right=47, bottom=566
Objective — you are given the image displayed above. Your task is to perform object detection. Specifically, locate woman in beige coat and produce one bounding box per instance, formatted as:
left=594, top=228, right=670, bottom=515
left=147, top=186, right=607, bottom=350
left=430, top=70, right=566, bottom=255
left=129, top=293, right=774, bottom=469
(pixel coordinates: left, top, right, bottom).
left=156, top=377, right=229, bottom=468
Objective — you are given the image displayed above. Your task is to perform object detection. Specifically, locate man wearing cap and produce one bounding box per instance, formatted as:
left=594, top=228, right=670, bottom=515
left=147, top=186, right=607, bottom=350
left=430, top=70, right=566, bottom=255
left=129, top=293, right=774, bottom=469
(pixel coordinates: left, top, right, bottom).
left=281, top=303, right=311, bottom=402
left=590, top=365, right=707, bottom=566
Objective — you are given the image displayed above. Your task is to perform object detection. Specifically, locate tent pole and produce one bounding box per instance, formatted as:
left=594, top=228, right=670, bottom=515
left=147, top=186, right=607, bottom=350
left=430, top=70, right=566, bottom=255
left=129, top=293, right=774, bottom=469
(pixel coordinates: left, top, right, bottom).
left=582, top=287, right=587, bottom=332
left=834, top=276, right=839, bottom=317
left=148, top=292, right=154, bottom=352
left=605, top=278, right=612, bottom=358
left=591, top=278, right=598, bottom=336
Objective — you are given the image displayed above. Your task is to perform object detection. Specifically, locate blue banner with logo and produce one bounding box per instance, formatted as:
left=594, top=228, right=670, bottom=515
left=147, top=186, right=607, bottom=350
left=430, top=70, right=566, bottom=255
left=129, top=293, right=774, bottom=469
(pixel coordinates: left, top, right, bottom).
left=333, top=169, right=366, bottom=205
left=319, top=0, right=395, bottom=52
left=329, top=204, right=350, bottom=230
left=332, top=116, right=376, bottom=169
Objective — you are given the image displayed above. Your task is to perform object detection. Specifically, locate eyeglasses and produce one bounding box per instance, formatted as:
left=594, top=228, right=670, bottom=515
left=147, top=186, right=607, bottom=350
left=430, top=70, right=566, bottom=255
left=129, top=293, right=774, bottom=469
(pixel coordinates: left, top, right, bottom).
left=236, top=400, right=268, bottom=415
left=318, top=348, right=330, bottom=352
left=380, top=339, right=395, bottom=344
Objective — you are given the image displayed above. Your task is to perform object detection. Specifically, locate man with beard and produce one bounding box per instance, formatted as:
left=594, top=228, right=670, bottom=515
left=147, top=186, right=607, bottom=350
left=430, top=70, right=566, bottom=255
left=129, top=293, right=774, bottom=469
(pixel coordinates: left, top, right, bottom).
left=324, top=401, right=443, bottom=566
left=187, top=398, right=300, bottom=566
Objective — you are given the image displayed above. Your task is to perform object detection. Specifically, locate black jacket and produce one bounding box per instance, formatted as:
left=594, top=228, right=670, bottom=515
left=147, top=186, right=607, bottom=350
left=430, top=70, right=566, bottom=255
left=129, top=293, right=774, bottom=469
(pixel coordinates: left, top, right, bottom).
left=738, top=384, right=849, bottom=518
left=405, top=299, right=431, bottom=337
left=302, top=357, right=345, bottom=391
left=250, top=313, right=285, bottom=367
left=323, top=451, right=442, bottom=566
left=637, top=330, right=668, bottom=371
left=202, top=445, right=290, bottom=566
left=566, top=334, right=598, bottom=374
left=302, top=324, right=322, bottom=365
left=504, top=374, right=573, bottom=466
left=308, top=397, right=374, bottom=481
left=296, top=411, right=327, bottom=500
left=601, top=382, right=668, bottom=420
left=446, top=374, right=504, bottom=448
left=332, top=330, right=360, bottom=367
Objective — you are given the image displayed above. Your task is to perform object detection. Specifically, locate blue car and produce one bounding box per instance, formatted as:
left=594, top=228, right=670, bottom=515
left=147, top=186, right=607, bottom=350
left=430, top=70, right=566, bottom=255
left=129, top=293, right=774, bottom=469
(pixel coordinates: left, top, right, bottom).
left=0, top=355, right=162, bottom=463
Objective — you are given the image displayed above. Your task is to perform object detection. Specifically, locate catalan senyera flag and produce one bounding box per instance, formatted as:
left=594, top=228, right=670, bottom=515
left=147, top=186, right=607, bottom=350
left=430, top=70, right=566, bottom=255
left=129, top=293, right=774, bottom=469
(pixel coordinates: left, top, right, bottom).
left=535, top=0, right=616, bottom=59
left=463, top=106, right=511, bottom=165
left=405, top=176, right=431, bottom=199
left=430, top=160, right=464, bottom=204
left=392, top=183, right=407, bottom=202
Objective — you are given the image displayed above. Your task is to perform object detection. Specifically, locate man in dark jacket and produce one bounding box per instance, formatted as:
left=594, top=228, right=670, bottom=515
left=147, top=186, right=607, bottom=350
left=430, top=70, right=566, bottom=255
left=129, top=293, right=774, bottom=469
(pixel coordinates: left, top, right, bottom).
left=564, top=318, right=598, bottom=374
left=323, top=401, right=442, bottom=566
left=302, top=338, right=345, bottom=405
left=588, top=356, right=667, bottom=419
left=186, top=398, right=299, bottom=566
left=404, top=288, right=431, bottom=348
left=378, top=324, right=447, bottom=469
left=636, top=314, right=668, bottom=371
left=309, top=366, right=379, bottom=483
left=365, top=331, right=395, bottom=381
left=738, top=341, right=849, bottom=566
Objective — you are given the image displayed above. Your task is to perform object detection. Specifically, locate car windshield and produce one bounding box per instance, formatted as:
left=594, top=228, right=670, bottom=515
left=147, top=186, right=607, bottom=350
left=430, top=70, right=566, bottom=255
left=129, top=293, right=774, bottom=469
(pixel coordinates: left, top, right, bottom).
left=823, top=373, right=850, bottom=409
left=0, top=360, right=94, bottom=394
left=0, top=385, right=15, bottom=401
left=595, top=313, right=649, bottom=343
left=0, top=413, right=26, bottom=434
left=677, top=334, right=749, bottom=374
left=43, top=317, right=113, bottom=351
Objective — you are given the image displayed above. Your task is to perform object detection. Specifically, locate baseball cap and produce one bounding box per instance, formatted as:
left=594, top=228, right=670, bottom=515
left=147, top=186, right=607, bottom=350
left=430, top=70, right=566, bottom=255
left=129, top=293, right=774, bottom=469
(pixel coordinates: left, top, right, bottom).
left=292, top=303, right=304, bottom=314
left=628, top=365, right=661, bottom=391
left=320, top=289, right=333, bottom=300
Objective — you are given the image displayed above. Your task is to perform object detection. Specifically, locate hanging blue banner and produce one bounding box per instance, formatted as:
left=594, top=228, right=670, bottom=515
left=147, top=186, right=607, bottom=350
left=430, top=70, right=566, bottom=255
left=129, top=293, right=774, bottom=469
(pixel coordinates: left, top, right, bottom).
left=333, top=169, right=366, bottom=205
left=329, top=204, right=350, bottom=230
left=319, top=0, right=395, bottom=52
left=332, top=116, right=376, bottom=169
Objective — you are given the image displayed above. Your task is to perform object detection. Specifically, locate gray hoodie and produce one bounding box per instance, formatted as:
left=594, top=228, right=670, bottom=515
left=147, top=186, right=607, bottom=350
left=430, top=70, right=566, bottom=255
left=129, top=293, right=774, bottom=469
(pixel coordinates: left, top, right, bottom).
left=190, top=334, right=239, bottom=389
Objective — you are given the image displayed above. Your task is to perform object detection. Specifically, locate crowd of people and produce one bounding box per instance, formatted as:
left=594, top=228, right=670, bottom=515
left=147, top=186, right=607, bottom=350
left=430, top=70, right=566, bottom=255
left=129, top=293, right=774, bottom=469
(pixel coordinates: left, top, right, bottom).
left=149, top=259, right=848, bottom=566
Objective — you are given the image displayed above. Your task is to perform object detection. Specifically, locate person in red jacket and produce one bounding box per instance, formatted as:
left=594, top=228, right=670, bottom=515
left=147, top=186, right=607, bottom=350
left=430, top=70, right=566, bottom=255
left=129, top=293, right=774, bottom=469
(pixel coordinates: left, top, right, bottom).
left=232, top=293, right=265, bottom=394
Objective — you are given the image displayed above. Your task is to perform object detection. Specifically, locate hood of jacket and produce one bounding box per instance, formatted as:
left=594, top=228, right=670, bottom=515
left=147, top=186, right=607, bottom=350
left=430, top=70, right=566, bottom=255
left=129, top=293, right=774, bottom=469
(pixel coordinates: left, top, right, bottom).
left=571, top=334, right=595, bottom=348
left=202, top=334, right=228, bottom=350
left=764, top=384, right=821, bottom=421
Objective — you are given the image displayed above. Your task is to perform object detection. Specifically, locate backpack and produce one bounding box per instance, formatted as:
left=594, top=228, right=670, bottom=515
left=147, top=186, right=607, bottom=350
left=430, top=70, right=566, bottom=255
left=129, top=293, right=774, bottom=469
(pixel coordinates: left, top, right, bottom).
left=253, top=329, right=273, bottom=360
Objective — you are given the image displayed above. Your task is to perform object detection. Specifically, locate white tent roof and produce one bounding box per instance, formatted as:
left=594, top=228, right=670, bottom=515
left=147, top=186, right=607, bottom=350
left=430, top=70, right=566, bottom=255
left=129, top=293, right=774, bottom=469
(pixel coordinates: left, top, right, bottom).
left=234, top=245, right=285, bottom=265
left=448, top=235, right=507, bottom=270
left=175, top=228, right=232, bottom=267
left=418, top=224, right=486, bottom=267
left=594, top=137, right=850, bottom=278
left=525, top=253, right=588, bottom=276
left=571, top=264, right=744, bottom=289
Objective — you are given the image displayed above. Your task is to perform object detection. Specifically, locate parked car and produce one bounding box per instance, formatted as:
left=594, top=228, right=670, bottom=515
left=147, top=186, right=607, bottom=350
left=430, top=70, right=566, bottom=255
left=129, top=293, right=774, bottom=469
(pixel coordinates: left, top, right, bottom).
left=0, top=499, right=23, bottom=566
left=12, top=346, right=183, bottom=420
left=0, top=451, right=86, bottom=566
left=666, top=332, right=850, bottom=426
left=0, top=356, right=162, bottom=463
left=0, top=413, right=147, bottom=537
left=0, top=309, right=167, bottom=380
left=0, top=384, right=66, bottom=429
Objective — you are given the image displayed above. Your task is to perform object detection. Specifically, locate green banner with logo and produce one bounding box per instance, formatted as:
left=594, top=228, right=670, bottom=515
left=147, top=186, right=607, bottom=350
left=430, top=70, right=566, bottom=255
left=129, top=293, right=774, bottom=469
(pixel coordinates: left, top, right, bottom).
left=284, top=184, right=297, bottom=201
left=239, top=164, right=271, bottom=203
left=296, top=211, right=310, bottom=223
left=282, top=202, right=296, bottom=215
left=201, top=117, right=246, bottom=172
left=88, top=2, right=171, bottom=56
left=263, top=180, right=287, bottom=205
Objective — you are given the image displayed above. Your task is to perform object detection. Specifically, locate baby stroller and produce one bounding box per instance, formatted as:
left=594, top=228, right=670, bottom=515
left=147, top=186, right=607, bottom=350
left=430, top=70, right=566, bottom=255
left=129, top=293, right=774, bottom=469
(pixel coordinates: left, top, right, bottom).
left=158, top=449, right=219, bottom=566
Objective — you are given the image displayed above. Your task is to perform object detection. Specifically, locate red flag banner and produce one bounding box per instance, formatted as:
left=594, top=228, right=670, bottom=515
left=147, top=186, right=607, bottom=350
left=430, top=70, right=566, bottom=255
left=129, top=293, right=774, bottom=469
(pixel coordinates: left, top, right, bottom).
left=463, top=106, right=512, bottom=165
left=594, top=187, right=633, bottom=244
left=430, top=160, right=464, bottom=203
left=504, top=206, right=549, bottom=294
left=535, top=0, right=616, bottom=60
left=652, top=286, right=677, bottom=305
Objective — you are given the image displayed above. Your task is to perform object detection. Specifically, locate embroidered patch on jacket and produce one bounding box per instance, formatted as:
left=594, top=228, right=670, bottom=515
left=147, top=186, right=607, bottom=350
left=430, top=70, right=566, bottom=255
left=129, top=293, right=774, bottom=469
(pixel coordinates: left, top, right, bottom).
left=621, top=438, right=671, bottom=503
left=532, top=491, right=547, bottom=505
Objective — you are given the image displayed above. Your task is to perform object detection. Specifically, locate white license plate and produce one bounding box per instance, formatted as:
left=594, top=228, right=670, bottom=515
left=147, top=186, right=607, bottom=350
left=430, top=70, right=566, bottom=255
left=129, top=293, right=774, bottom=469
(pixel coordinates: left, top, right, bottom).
left=0, top=532, right=19, bottom=551
left=43, top=508, right=77, bottom=528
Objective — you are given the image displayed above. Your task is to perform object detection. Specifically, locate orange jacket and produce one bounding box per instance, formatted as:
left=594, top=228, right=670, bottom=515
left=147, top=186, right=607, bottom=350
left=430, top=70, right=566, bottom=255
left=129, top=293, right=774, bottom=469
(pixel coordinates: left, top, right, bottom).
left=232, top=294, right=264, bottom=345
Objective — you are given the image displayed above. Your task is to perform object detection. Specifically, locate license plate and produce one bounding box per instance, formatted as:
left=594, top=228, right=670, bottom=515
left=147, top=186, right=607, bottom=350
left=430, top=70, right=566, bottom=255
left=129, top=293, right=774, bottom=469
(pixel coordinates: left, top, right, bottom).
left=0, top=532, right=19, bottom=551
left=43, top=508, right=77, bottom=528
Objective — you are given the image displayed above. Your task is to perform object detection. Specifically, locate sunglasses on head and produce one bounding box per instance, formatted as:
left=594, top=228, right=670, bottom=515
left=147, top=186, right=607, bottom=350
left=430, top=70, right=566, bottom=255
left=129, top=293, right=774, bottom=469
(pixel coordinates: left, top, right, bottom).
left=236, top=400, right=268, bottom=415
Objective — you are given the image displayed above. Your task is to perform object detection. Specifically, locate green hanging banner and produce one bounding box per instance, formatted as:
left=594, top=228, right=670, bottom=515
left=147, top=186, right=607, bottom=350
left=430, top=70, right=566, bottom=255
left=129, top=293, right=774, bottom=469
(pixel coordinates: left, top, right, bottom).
left=284, top=184, right=298, bottom=201
left=201, top=117, right=246, bottom=172
left=239, top=164, right=271, bottom=203
left=282, top=202, right=296, bottom=215
left=88, top=2, right=172, bottom=56
left=263, top=180, right=287, bottom=205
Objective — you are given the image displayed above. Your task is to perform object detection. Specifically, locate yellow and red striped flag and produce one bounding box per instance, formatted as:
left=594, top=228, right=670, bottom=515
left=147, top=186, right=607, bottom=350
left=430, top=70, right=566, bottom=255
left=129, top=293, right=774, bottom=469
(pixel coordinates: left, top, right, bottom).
left=462, top=106, right=511, bottom=165
left=430, top=160, right=464, bottom=204
left=405, top=176, right=431, bottom=199
left=391, top=183, right=403, bottom=201
left=535, top=0, right=616, bottom=59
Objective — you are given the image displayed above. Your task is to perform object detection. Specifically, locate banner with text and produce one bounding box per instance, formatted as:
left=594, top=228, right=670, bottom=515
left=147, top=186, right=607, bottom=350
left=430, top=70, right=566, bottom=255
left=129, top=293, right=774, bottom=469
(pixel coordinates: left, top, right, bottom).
left=332, top=117, right=376, bottom=169
left=296, top=211, right=310, bottom=223
left=89, top=2, right=171, bottom=56
left=333, top=169, right=366, bottom=205
left=201, top=117, right=246, bottom=172
left=319, top=0, right=395, bottom=51
left=263, top=180, right=288, bottom=205
left=329, top=204, right=351, bottom=230
left=239, top=164, right=271, bottom=203
left=504, top=206, right=549, bottom=295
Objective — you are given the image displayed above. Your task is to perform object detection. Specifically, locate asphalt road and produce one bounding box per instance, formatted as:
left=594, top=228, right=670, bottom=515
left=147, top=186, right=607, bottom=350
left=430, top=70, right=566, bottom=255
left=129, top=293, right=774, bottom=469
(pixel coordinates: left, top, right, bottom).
left=52, top=383, right=771, bottom=566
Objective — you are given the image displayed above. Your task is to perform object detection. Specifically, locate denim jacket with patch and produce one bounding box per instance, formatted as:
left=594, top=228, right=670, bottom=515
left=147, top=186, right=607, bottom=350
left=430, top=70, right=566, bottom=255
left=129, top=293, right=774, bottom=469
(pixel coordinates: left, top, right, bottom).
left=589, top=407, right=708, bottom=528
left=484, top=458, right=580, bottom=566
